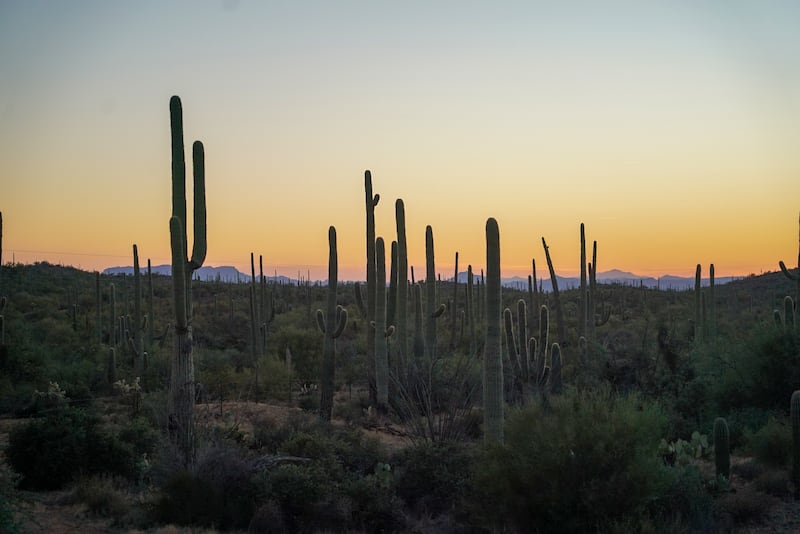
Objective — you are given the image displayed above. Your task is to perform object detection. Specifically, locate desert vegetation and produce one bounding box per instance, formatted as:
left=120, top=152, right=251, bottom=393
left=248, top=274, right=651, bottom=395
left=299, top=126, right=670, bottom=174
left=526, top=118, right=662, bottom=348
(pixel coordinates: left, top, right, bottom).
left=2, top=97, right=800, bottom=533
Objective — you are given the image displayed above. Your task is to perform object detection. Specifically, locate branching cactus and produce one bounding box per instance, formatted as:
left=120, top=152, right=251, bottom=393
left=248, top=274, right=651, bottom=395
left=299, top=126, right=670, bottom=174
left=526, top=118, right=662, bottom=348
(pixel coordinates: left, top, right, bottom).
left=483, top=218, right=504, bottom=444
left=168, top=95, right=207, bottom=469
left=791, top=390, right=800, bottom=500
left=357, top=170, right=380, bottom=402
left=779, top=212, right=800, bottom=305
left=713, top=417, right=730, bottom=479
left=317, top=226, right=348, bottom=421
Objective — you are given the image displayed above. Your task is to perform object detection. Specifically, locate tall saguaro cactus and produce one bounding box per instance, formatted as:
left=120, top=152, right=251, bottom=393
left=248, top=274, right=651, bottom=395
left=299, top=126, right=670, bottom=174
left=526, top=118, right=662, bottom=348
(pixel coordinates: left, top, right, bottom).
left=791, top=390, right=800, bottom=500
left=317, top=226, right=348, bottom=421
left=541, top=237, right=566, bottom=346
left=395, top=200, right=409, bottom=364
left=713, top=417, right=730, bottom=479
left=779, top=212, right=800, bottom=306
left=363, top=171, right=379, bottom=402
left=132, top=244, right=144, bottom=378
left=579, top=223, right=587, bottom=341
left=484, top=218, right=504, bottom=444
left=694, top=264, right=702, bottom=343
left=425, top=225, right=446, bottom=359
left=168, top=95, right=207, bottom=469
left=374, top=237, right=392, bottom=408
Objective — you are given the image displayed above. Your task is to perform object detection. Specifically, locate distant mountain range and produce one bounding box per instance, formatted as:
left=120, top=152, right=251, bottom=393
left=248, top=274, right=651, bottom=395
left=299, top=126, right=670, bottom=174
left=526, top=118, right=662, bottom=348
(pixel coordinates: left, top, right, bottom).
left=104, top=265, right=737, bottom=291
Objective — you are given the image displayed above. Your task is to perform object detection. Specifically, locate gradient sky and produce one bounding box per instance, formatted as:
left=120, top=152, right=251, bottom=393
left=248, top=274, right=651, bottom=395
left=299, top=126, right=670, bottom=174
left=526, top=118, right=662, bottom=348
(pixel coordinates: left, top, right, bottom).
left=1, top=1, right=799, bottom=281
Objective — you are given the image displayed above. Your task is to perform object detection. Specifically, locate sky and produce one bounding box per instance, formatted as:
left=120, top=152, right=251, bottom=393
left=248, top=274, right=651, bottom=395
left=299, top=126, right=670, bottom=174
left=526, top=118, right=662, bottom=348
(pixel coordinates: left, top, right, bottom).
left=1, top=1, right=799, bottom=282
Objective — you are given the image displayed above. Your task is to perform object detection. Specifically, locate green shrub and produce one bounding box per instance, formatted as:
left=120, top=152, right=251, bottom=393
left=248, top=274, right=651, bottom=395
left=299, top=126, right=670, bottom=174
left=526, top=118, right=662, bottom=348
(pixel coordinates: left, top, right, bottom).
left=153, top=445, right=259, bottom=530
left=261, top=464, right=333, bottom=532
left=712, top=328, right=800, bottom=414
left=469, top=387, right=697, bottom=533
left=6, top=407, right=136, bottom=490
left=153, top=471, right=220, bottom=527
left=744, top=416, right=792, bottom=468
left=341, top=473, right=405, bottom=531
left=394, top=441, right=475, bottom=515
left=714, top=485, right=779, bottom=525
left=63, top=475, right=130, bottom=520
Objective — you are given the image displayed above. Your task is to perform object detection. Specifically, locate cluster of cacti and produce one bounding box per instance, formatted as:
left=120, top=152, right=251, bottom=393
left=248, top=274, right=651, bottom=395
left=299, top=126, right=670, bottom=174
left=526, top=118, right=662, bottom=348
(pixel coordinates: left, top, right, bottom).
left=693, top=263, right=717, bottom=342
left=483, top=218, right=504, bottom=444
left=713, top=416, right=729, bottom=479
left=167, top=95, right=207, bottom=468
left=503, top=299, right=553, bottom=403
left=317, top=226, right=348, bottom=421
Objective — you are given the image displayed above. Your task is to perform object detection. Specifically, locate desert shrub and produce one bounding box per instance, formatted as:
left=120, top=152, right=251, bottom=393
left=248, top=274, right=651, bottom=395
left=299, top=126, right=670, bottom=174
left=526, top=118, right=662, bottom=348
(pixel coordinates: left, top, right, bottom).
left=393, top=441, right=475, bottom=515
left=754, top=468, right=792, bottom=498
left=260, top=463, right=334, bottom=531
left=278, top=425, right=385, bottom=478
left=62, top=475, right=130, bottom=520
left=468, top=387, right=697, bottom=533
left=711, top=328, right=800, bottom=414
left=118, top=416, right=160, bottom=457
left=6, top=407, right=136, bottom=489
left=153, top=471, right=220, bottom=527
left=744, top=416, right=792, bottom=468
left=732, top=459, right=764, bottom=482
left=0, top=463, right=23, bottom=534
left=153, top=445, right=259, bottom=530
left=341, top=472, right=405, bottom=531
left=714, top=485, right=779, bottom=525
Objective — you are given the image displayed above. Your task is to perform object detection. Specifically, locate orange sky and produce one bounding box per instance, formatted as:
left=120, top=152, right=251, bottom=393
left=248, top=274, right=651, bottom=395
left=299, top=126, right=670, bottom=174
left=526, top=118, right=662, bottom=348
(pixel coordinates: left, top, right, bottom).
left=1, top=2, right=799, bottom=282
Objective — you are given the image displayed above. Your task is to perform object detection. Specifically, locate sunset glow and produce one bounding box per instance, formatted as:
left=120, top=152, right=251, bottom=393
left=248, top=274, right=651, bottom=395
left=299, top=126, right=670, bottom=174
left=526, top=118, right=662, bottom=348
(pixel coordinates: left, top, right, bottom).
left=1, top=1, right=799, bottom=282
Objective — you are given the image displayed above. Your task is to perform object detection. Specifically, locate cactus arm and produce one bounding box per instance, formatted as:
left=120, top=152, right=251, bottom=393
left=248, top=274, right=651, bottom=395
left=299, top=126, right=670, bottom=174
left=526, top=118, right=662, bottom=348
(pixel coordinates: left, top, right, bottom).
left=189, top=141, right=207, bottom=269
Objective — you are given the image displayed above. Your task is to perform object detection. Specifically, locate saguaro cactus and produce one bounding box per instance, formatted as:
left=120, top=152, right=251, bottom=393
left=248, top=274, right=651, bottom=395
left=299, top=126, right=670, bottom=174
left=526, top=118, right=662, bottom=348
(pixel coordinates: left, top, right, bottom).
left=374, top=237, right=393, bottom=408
left=317, top=226, right=348, bottom=421
left=129, top=245, right=145, bottom=379
left=713, top=417, right=730, bottom=479
left=359, top=171, right=379, bottom=402
left=579, top=223, right=587, bottom=341
left=425, top=226, right=446, bottom=359
left=779, top=212, right=800, bottom=306
left=395, top=200, right=409, bottom=364
left=168, top=95, right=207, bottom=468
left=484, top=218, right=504, bottom=444
left=541, top=237, right=566, bottom=346
left=694, top=264, right=702, bottom=342
left=792, top=390, right=800, bottom=500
